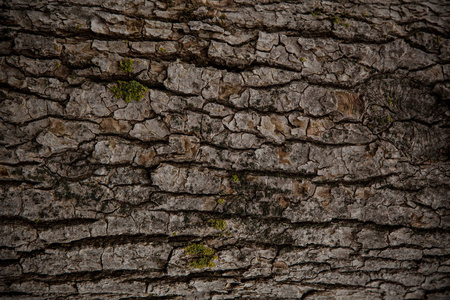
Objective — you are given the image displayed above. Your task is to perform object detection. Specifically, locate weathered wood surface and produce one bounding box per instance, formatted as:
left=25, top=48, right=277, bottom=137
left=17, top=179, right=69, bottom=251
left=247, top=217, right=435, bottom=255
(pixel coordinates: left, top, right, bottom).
left=0, top=0, right=449, bottom=298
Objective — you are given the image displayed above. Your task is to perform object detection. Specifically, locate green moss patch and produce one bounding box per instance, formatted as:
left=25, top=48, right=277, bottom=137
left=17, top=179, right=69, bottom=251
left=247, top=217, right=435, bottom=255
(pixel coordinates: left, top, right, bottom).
left=185, top=243, right=217, bottom=269
left=120, top=58, right=133, bottom=73
left=209, top=218, right=226, bottom=230
left=110, top=80, right=148, bottom=103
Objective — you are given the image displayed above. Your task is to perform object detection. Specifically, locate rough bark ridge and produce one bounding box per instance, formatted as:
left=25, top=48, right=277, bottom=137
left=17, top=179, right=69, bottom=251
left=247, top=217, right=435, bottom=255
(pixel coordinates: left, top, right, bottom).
left=0, top=0, right=449, bottom=299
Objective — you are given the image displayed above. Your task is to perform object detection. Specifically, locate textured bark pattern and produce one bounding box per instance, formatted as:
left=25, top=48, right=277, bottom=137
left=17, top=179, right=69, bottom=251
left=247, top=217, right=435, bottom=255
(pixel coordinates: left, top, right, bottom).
left=0, top=0, right=450, bottom=299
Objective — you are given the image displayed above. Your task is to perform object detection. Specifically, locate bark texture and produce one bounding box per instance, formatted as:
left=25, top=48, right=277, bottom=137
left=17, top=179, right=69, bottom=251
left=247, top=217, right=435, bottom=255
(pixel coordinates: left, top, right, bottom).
left=0, top=0, right=449, bottom=299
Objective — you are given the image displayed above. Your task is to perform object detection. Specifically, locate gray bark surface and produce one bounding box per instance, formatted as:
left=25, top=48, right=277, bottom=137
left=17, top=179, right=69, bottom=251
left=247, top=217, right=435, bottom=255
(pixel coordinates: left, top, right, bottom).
left=0, top=0, right=449, bottom=298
